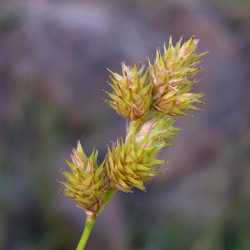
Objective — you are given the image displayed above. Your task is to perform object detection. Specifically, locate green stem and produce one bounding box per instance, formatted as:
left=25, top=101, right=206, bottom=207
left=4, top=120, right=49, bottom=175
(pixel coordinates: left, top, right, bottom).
left=76, top=189, right=116, bottom=250
left=76, top=214, right=96, bottom=250
left=101, top=188, right=116, bottom=211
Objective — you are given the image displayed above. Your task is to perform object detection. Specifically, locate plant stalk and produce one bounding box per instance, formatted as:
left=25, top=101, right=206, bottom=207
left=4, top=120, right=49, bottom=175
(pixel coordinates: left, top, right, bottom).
left=76, top=189, right=116, bottom=250
left=76, top=214, right=96, bottom=250
left=99, top=188, right=116, bottom=214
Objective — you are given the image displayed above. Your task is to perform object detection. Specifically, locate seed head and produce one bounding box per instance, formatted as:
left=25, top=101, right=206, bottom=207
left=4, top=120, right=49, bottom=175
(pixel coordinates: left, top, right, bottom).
left=62, top=36, right=207, bottom=213
left=107, top=63, right=152, bottom=120
left=105, top=115, right=178, bottom=192
left=62, top=142, right=108, bottom=213
left=149, top=37, right=206, bottom=116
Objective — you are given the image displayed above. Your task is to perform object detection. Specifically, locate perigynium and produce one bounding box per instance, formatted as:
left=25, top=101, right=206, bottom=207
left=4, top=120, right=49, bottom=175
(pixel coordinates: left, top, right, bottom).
left=62, top=37, right=207, bottom=250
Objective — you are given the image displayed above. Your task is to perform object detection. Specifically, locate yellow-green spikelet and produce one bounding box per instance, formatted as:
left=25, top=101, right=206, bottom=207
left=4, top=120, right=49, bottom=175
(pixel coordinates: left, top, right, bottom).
left=149, top=37, right=206, bottom=116
left=63, top=142, right=108, bottom=213
left=107, top=63, right=153, bottom=120
left=105, top=116, right=178, bottom=192
left=105, top=139, right=162, bottom=192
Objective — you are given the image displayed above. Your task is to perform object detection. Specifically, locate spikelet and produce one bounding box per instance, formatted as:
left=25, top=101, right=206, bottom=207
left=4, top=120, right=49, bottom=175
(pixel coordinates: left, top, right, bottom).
left=107, top=63, right=152, bottom=120
left=134, top=113, right=178, bottom=149
left=105, top=115, right=178, bottom=192
left=149, top=37, right=206, bottom=116
left=62, top=142, right=107, bottom=214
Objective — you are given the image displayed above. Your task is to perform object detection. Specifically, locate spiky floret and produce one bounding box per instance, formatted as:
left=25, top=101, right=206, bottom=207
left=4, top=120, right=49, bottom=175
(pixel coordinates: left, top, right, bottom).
left=149, top=37, right=206, bottom=116
left=107, top=63, right=152, bottom=120
left=127, top=112, right=178, bottom=148
left=105, top=115, right=178, bottom=192
left=62, top=142, right=108, bottom=213
left=105, top=139, right=162, bottom=192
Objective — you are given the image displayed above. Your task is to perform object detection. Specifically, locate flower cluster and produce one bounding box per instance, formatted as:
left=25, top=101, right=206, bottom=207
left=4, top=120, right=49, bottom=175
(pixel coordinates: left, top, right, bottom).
left=62, top=37, right=206, bottom=215
left=63, top=142, right=108, bottom=213
left=150, top=37, right=205, bottom=116
left=106, top=116, right=177, bottom=192
left=107, top=64, right=152, bottom=120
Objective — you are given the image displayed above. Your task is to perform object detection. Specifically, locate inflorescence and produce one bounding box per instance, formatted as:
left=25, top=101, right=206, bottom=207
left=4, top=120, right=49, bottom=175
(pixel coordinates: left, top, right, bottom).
left=62, top=37, right=206, bottom=217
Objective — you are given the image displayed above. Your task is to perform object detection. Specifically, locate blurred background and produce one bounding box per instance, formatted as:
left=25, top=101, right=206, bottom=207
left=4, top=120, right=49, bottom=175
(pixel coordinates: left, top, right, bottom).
left=0, top=0, right=250, bottom=249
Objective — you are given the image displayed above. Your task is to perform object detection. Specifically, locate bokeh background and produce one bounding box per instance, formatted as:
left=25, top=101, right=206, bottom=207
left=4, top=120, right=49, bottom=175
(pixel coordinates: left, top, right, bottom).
left=1, top=0, right=250, bottom=249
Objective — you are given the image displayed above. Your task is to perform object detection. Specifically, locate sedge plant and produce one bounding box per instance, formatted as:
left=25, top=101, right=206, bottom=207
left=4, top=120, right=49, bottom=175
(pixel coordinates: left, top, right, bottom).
left=61, top=37, right=207, bottom=250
